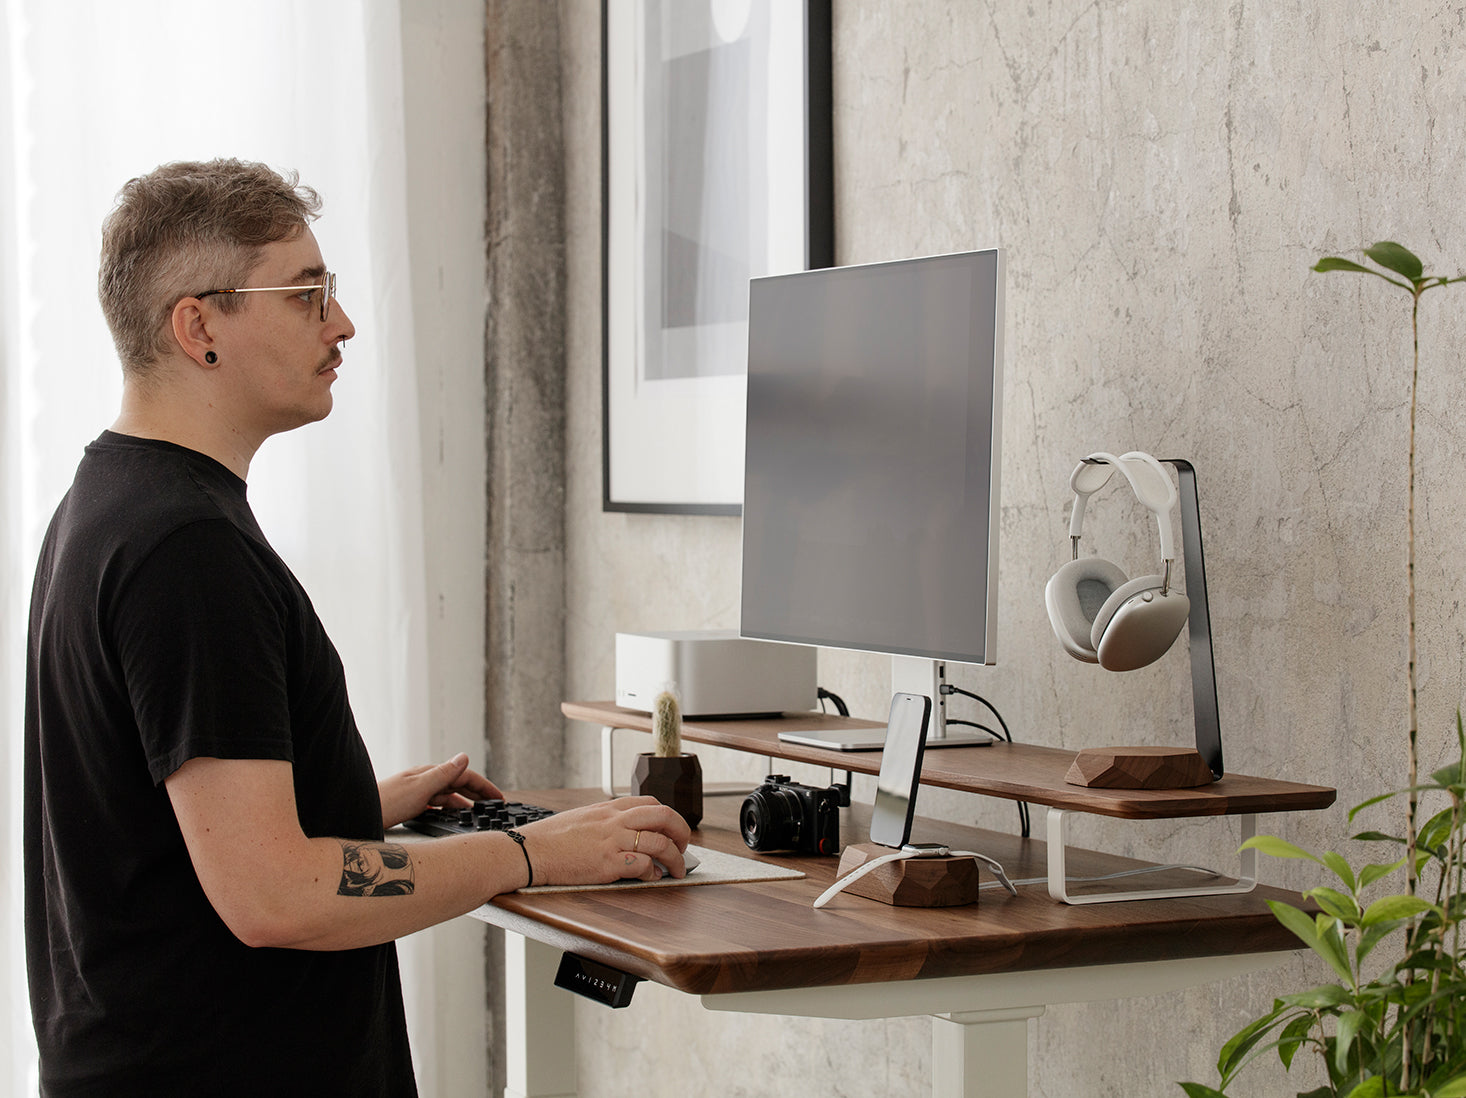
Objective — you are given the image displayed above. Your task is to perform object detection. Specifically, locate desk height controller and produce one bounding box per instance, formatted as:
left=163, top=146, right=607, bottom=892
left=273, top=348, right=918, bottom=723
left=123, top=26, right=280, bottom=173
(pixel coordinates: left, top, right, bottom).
left=554, top=952, right=642, bottom=1009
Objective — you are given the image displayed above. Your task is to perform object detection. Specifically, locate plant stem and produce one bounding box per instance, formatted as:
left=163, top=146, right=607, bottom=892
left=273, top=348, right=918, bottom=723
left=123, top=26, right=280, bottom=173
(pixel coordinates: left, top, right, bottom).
left=1407, top=289, right=1421, bottom=897
left=1401, top=290, right=1421, bottom=1093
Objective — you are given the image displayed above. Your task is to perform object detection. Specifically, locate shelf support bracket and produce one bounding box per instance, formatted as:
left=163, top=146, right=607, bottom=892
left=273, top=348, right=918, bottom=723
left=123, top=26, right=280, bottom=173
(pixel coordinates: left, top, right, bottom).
left=1046, top=809, right=1258, bottom=904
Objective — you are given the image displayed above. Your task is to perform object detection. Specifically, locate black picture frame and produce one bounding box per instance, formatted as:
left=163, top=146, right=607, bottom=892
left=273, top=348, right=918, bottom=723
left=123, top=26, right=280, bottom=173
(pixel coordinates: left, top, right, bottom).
left=601, top=0, right=834, bottom=515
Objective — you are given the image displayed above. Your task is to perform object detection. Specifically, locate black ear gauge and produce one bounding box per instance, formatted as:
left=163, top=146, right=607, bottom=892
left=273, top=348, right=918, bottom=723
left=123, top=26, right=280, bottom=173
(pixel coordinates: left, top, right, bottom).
left=204, top=351, right=218, bottom=364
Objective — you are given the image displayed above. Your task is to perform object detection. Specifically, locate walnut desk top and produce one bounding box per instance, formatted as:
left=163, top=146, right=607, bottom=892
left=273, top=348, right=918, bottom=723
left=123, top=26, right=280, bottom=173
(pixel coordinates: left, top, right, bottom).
left=475, top=788, right=1316, bottom=999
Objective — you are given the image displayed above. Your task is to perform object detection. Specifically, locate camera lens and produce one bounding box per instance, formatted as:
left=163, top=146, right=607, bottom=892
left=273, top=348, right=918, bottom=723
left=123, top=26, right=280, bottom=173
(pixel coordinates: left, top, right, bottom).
left=740, top=785, right=802, bottom=851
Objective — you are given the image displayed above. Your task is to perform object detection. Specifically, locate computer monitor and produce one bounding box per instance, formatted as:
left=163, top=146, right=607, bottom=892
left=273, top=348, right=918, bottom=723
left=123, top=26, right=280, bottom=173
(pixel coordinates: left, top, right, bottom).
left=739, top=248, right=1004, bottom=746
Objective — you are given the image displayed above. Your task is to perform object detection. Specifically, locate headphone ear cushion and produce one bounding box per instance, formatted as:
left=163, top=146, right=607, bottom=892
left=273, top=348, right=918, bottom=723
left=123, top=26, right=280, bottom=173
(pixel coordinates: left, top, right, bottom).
left=1091, top=574, right=1191, bottom=671
left=1045, top=557, right=1131, bottom=663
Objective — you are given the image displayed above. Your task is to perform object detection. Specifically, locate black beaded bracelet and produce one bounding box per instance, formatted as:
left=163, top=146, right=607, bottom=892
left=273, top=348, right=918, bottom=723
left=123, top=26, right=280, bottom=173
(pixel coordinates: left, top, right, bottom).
left=505, top=829, right=533, bottom=888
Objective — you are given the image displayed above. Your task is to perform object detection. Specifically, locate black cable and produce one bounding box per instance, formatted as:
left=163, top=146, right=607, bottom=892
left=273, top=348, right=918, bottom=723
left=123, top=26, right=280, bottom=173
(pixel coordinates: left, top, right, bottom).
left=942, top=684, right=1012, bottom=742
left=944, top=718, right=1004, bottom=742
left=940, top=685, right=1028, bottom=838
left=816, top=687, right=850, bottom=717
left=814, top=688, right=854, bottom=804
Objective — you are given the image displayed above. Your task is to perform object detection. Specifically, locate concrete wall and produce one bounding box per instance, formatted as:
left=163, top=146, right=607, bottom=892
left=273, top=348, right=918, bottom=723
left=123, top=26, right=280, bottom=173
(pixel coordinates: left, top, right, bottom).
left=551, top=2, right=1466, bottom=1094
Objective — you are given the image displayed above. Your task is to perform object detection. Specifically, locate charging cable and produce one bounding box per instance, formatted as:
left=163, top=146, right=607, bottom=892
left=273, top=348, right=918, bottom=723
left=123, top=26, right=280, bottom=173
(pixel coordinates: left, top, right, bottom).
left=813, top=843, right=1017, bottom=909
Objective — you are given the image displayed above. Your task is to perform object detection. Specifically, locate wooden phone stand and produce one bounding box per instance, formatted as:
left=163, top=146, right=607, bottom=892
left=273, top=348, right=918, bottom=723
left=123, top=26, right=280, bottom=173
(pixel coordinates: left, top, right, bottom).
left=835, top=843, right=980, bottom=907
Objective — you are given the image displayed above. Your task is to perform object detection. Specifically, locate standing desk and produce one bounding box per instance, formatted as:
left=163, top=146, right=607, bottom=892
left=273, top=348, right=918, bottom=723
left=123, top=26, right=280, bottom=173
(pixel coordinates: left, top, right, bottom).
left=467, top=704, right=1335, bottom=1098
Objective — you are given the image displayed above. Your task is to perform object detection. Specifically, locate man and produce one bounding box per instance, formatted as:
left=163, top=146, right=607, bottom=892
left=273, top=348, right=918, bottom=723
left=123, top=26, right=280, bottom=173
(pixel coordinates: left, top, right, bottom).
left=24, top=159, right=689, bottom=1097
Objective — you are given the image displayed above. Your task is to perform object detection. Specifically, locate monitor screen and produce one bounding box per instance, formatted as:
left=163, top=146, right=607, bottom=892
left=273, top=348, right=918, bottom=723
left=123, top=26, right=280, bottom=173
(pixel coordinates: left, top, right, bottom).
left=740, top=248, right=1004, bottom=666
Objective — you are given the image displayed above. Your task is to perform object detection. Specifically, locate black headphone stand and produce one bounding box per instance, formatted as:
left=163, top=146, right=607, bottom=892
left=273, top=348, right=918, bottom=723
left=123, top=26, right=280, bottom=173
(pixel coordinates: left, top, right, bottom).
left=1165, top=457, right=1224, bottom=780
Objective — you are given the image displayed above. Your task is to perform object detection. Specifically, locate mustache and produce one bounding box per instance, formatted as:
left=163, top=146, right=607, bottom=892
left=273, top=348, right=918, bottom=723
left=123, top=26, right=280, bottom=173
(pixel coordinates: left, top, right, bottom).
left=317, top=348, right=343, bottom=374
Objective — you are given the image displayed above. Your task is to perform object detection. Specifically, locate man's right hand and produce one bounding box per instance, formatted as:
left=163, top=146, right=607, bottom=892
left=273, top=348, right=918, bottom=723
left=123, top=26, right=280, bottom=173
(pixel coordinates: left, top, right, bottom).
left=515, top=797, right=692, bottom=885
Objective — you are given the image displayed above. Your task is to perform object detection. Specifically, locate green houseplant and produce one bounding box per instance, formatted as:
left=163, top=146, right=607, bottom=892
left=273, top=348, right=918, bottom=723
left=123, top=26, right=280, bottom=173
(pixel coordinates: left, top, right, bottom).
left=1179, top=722, right=1465, bottom=1097
left=1181, top=244, right=1466, bottom=1098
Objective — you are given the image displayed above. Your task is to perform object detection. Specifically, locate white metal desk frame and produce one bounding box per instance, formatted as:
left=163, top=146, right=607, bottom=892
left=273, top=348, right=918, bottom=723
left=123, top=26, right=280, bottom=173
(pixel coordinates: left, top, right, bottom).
left=499, top=931, right=1286, bottom=1098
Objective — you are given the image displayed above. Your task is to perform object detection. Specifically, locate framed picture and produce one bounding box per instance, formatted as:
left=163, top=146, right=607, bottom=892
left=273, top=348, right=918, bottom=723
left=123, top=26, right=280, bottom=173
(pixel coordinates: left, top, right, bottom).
left=601, top=0, right=833, bottom=514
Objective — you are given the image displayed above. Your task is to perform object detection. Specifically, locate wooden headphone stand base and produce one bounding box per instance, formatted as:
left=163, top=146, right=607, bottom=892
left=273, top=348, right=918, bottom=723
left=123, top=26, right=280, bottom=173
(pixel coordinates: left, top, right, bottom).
left=1064, top=746, right=1215, bottom=789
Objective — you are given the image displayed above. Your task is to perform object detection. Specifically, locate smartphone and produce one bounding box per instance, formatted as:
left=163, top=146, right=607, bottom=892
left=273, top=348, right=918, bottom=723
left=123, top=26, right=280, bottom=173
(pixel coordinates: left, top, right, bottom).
left=868, top=692, right=932, bottom=848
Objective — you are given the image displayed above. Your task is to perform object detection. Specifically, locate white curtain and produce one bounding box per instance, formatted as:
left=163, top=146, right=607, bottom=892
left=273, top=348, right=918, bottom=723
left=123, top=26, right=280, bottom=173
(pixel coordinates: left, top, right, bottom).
left=0, top=3, right=488, bottom=1095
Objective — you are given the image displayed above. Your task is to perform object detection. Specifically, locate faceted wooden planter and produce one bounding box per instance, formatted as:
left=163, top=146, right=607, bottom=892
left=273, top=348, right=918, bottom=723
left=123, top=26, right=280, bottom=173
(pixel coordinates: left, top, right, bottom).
left=630, top=753, right=703, bottom=830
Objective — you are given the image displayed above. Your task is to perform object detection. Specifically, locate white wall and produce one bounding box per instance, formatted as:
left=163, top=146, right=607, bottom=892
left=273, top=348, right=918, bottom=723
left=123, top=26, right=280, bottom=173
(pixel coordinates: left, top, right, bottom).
left=0, top=3, right=488, bottom=1094
left=557, top=2, right=1466, bottom=1095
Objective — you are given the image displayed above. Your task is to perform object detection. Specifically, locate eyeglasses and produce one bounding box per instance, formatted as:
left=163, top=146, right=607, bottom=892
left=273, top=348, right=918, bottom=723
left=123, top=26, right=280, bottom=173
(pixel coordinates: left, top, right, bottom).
left=196, top=271, right=336, bottom=322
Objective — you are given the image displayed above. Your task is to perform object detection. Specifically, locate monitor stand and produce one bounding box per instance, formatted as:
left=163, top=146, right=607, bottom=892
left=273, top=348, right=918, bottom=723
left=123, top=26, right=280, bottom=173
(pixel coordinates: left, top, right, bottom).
left=891, top=655, right=993, bottom=748
left=773, top=655, right=992, bottom=752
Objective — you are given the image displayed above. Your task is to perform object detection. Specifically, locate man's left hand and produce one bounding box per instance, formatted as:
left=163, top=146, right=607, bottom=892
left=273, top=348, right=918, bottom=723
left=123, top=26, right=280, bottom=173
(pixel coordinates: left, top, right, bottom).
left=379, top=753, right=504, bottom=830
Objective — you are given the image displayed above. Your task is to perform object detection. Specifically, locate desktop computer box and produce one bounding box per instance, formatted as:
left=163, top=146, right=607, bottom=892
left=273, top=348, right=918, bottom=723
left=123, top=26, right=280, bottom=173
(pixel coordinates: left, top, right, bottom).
left=614, top=630, right=817, bottom=718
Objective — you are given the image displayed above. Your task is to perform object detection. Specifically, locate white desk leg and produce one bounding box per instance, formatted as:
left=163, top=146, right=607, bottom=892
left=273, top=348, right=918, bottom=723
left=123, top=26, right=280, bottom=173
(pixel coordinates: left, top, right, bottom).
left=504, top=934, right=577, bottom=1098
left=601, top=725, right=623, bottom=798
left=932, top=1007, right=1043, bottom=1098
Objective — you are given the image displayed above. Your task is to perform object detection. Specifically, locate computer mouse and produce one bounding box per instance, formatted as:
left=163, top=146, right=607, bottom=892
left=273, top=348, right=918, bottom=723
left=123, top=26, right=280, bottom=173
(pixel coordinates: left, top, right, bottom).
left=654, top=847, right=700, bottom=876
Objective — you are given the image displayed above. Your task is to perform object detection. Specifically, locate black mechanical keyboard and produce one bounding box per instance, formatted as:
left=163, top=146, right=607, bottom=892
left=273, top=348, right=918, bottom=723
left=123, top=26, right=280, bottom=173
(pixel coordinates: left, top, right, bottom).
left=403, top=799, right=555, bottom=838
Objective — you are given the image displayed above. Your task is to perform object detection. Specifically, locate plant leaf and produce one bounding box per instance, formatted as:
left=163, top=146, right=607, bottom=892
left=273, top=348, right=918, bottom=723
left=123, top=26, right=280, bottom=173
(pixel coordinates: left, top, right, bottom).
left=1178, top=1084, right=1229, bottom=1098
left=1332, top=1009, right=1366, bottom=1076
left=1312, top=925, right=1355, bottom=986
left=1360, top=894, right=1433, bottom=926
left=1313, top=255, right=1412, bottom=291
left=1243, top=835, right=1321, bottom=863
left=1355, top=918, right=1406, bottom=966
left=1364, top=241, right=1424, bottom=280
left=1216, top=1006, right=1287, bottom=1074
left=1348, top=789, right=1402, bottom=821
left=1279, top=983, right=1352, bottom=1010
left=1350, top=830, right=1403, bottom=845
left=1278, top=1013, right=1314, bottom=1070
left=1314, top=256, right=1376, bottom=274
left=1431, top=760, right=1464, bottom=789
left=1418, top=806, right=1457, bottom=852
left=1432, top=1073, right=1466, bottom=1098
left=1357, top=858, right=1406, bottom=890
left=1305, top=886, right=1362, bottom=923
left=1320, top=851, right=1357, bottom=891
left=1340, top=1076, right=1387, bottom=1098
left=1268, top=900, right=1321, bottom=946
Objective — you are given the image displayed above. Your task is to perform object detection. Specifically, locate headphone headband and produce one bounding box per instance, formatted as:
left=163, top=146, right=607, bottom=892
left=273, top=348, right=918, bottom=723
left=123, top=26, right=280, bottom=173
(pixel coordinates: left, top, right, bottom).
left=1067, top=450, right=1179, bottom=562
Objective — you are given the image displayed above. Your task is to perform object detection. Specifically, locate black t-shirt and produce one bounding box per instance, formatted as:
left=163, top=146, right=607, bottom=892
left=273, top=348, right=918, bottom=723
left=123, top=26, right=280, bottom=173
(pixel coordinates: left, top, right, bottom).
left=24, top=432, right=417, bottom=1097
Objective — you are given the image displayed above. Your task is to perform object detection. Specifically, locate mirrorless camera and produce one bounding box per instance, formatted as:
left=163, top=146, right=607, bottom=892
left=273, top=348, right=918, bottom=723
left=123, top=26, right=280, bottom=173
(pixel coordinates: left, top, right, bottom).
left=739, top=774, right=840, bottom=855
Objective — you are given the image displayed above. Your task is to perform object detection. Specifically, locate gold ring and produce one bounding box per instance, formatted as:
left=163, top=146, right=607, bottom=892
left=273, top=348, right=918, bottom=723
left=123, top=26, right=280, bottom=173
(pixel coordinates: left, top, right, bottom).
left=632, top=830, right=642, bottom=853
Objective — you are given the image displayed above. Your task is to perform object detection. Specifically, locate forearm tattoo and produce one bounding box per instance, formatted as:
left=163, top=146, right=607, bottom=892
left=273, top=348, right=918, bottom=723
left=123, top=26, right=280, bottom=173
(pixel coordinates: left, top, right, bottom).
left=338, top=840, right=415, bottom=897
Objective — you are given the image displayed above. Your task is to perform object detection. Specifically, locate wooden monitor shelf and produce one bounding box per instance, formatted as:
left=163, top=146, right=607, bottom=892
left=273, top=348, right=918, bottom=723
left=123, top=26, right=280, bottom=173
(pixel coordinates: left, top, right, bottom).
left=562, top=701, right=1335, bottom=821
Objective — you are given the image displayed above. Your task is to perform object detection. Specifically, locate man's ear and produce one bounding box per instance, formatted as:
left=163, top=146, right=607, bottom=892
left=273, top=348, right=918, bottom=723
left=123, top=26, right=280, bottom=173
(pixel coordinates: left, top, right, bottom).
left=171, top=298, right=218, bottom=367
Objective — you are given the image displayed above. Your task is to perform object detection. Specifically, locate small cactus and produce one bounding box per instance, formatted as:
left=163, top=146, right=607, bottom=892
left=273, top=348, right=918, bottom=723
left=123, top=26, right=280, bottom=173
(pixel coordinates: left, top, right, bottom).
left=652, top=690, right=682, bottom=758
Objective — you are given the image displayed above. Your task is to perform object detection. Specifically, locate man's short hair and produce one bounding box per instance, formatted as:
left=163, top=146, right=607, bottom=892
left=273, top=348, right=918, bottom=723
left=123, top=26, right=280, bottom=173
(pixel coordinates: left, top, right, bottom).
left=98, top=159, right=322, bottom=375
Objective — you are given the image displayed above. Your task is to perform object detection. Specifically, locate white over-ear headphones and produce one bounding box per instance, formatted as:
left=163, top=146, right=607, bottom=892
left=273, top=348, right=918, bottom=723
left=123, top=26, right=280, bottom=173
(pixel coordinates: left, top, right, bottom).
left=1044, top=451, right=1191, bottom=672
